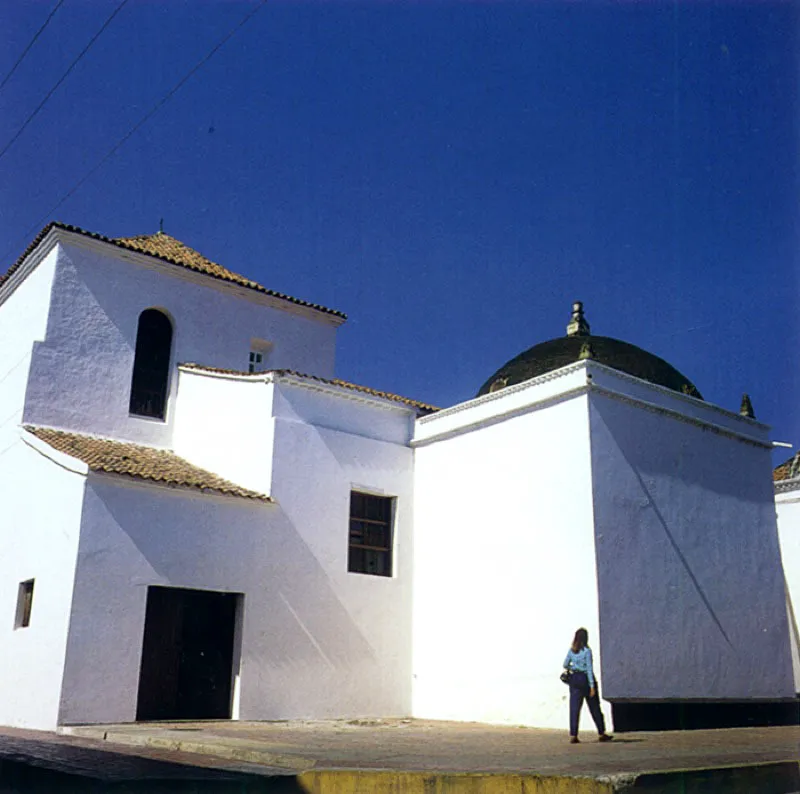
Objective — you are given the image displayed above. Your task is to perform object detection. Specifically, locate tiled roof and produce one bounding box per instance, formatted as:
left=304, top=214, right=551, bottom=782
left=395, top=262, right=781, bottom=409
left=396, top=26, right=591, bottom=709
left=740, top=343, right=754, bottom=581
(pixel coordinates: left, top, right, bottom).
left=179, top=363, right=439, bottom=414
left=1, top=222, right=346, bottom=319
left=774, top=452, right=800, bottom=482
left=25, top=426, right=271, bottom=502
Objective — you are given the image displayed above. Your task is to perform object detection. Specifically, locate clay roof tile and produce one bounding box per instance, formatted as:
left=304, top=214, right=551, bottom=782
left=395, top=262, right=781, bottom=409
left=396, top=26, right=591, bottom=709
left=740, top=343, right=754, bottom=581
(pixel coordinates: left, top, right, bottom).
left=25, top=425, right=272, bottom=502
left=1, top=222, right=345, bottom=319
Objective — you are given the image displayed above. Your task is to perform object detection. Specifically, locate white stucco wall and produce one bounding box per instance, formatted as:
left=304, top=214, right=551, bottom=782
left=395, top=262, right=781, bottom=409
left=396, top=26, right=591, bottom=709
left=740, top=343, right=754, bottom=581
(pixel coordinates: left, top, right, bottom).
left=589, top=386, right=794, bottom=702
left=265, top=381, right=416, bottom=718
left=59, top=477, right=270, bottom=725
left=0, top=432, right=84, bottom=729
left=172, top=368, right=276, bottom=495
left=21, top=234, right=340, bottom=446
left=60, top=383, right=416, bottom=725
left=411, top=372, right=599, bottom=729
left=775, top=485, right=800, bottom=692
left=0, top=247, right=58, bottom=444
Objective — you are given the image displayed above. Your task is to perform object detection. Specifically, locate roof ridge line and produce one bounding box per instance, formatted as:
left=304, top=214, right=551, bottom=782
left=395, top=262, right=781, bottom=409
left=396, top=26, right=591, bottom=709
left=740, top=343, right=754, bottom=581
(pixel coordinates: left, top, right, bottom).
left=2, top=221, right=347, bottom=320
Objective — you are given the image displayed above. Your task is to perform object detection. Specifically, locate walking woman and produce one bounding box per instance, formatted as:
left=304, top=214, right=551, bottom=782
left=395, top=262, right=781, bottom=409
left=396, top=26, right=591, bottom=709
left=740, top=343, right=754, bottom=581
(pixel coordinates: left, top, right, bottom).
left=563, top=627, right=612, bottom=743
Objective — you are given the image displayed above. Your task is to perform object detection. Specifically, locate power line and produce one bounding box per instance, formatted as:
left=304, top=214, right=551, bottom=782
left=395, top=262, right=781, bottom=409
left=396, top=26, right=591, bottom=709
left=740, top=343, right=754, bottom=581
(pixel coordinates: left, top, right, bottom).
left=0, top=0, right=67, bottom=93
left=1, top=0, right=269, bottom=268
left=0, top=0, right=130, bottom=165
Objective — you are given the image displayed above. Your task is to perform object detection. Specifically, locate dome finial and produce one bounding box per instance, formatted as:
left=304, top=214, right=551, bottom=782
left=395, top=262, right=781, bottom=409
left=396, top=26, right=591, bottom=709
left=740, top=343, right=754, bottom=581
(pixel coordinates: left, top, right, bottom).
left=578, top=340, right=595, bottom=360
left=566, top=301, right=590, bottom=337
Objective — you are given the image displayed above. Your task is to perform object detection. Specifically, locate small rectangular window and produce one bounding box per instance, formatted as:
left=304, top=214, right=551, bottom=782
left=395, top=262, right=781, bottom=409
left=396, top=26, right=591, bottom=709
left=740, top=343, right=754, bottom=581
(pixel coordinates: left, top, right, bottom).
left=15, top=579, right=34, bottom=629
left=248, top=338, right=273, bottom=373
left=248, top=351, right=263, bottom=373
left=348, top=492, right=394, bottom=577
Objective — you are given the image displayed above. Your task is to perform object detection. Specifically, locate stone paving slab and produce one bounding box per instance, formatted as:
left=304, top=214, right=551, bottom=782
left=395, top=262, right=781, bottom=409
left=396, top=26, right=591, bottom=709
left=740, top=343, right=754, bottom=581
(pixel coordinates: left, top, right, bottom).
left=0, top=725, right=293, bottom=782
left=61, top=718, right=800, bottom=779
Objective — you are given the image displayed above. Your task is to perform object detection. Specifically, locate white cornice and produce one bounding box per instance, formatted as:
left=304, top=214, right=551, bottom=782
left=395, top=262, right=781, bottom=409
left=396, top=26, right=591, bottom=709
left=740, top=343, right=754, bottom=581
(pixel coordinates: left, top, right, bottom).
left=178, top=365, right=421, bottom=414
left=419, top=359, right=768, bottom=431
left=587, top=360, right=770, bottom=431
left=589, top=384, right=772, bottom=449
left=178, top=365, right=270, bottom=383
left=275, top=373, right=419, bottom=414
left=413, top=362, right=772, bottom=449
left=775, top=478, right=800, bottom=495
left=411, top=383, right=590, bottom=447
left=417, top=361, right=587, bottom=425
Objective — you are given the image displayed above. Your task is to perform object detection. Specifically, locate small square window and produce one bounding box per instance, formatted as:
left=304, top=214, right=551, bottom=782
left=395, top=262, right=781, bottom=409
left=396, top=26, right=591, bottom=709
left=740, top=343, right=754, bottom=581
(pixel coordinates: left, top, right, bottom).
left=248, top=339, right=272, bottom=373
left=15, top=579, right=34, bottom=629
left=348, top=492, right=394, bottom=577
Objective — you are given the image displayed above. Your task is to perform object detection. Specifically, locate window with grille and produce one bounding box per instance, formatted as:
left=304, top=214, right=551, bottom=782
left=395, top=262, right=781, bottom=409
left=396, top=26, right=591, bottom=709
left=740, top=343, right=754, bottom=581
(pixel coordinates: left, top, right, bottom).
left=348, top=492, right=393, bottom=577
left=15, top=579, right=34, bottom=629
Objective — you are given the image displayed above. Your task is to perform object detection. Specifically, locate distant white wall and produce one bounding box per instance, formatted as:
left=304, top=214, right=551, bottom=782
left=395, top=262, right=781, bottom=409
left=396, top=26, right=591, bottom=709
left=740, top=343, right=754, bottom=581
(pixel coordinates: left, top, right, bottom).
left=22, top=236, right=339, bottom=446
left=776, top=486, right=800, bottom=692
left=60, top=382, right=416, bottom=725
left=589, top=390, right=794, bottom=701
left=412, top=379, right=598, bottom=730
left=0, top=433, right=84, bottom=730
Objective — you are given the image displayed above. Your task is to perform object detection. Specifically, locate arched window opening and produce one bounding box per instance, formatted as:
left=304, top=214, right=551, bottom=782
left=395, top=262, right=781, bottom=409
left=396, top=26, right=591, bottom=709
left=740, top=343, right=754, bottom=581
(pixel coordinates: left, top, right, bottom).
left=129, top=309, right=173, bottom=419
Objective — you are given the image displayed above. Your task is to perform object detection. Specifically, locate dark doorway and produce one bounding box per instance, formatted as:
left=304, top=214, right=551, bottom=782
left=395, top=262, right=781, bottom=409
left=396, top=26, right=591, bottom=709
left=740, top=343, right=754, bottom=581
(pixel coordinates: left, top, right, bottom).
left=136, top=586, right=239, bottom=721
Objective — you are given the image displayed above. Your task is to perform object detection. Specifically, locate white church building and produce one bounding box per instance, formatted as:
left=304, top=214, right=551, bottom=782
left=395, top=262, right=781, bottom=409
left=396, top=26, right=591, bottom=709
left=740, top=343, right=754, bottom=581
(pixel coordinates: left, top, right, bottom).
left=0, top=222, right=796, bottom=732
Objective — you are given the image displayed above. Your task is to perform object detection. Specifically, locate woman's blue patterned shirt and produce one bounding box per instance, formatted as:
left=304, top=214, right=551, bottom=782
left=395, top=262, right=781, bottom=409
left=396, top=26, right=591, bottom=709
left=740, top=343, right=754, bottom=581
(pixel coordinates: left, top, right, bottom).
left=564, top=646, right=596, bottom=688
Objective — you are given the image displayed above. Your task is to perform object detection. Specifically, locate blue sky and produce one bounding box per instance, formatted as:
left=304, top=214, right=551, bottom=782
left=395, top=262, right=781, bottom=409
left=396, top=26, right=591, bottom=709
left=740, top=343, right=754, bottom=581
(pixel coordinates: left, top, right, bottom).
left=1, top=0, right=797, bottom=455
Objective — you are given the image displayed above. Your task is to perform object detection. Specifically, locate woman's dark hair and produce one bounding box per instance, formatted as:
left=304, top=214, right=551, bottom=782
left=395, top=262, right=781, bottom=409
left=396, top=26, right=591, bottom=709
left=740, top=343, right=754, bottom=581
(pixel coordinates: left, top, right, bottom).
left=571, top=628, right=589, bottom=653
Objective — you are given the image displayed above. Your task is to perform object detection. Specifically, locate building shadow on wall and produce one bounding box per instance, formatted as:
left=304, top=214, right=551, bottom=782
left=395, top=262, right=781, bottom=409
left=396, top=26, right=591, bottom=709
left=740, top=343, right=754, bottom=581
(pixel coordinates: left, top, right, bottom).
left=629, top=467, right=733, bottom=650
left=91, top=483, right=385, bottom=718
left=590, top=397, right=795, bottom=729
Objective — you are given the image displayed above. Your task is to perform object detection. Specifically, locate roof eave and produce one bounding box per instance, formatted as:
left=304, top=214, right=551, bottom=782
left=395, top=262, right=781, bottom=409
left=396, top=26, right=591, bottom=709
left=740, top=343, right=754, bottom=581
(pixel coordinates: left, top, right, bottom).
left=2, top=222, right=347, bottom=324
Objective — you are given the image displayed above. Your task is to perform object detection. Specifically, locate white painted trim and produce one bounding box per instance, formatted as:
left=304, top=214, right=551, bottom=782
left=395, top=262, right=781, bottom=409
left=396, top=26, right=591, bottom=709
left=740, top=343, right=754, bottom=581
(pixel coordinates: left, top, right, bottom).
left=420, top=358, right=770, bottom=431
left=277, top=374, right=419, bottom=415
left=0, top=228, right=60, bottom=309
left=775, top=478, right=800, bottom=495
left=589, top=385, right=773, bottom=449
left=413, top=368, right=772, bottom=449
left=20, top=429, right=90, bottom=476
left=178, top=365, right=421, bottom=415
left=178, top=365, right=272, bottom=382
left=587, top=360, right=771, bottom=430
left=417, top=361, right=586, bottom=424
left=411, top=385, right=589, bottom=447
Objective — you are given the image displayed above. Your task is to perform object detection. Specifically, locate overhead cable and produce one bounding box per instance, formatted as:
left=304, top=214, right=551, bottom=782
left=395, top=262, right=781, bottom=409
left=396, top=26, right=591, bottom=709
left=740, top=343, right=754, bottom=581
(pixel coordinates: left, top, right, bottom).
left=0, top=0, right=67, bottom=93
left=0, top=0, right=131, bottom=165
left=1, top=0, right=269, bottom=268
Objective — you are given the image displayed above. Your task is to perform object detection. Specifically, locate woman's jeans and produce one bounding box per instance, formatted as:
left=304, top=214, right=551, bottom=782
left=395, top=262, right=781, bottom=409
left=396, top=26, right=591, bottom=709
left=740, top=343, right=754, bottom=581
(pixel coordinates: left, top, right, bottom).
left=569, top=671, right=606, bottom=736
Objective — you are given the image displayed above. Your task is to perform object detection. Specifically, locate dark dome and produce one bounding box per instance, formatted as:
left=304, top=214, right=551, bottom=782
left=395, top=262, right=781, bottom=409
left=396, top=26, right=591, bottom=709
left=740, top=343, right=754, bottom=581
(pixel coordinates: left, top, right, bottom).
left=477, top=304, right=703, bottom=400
